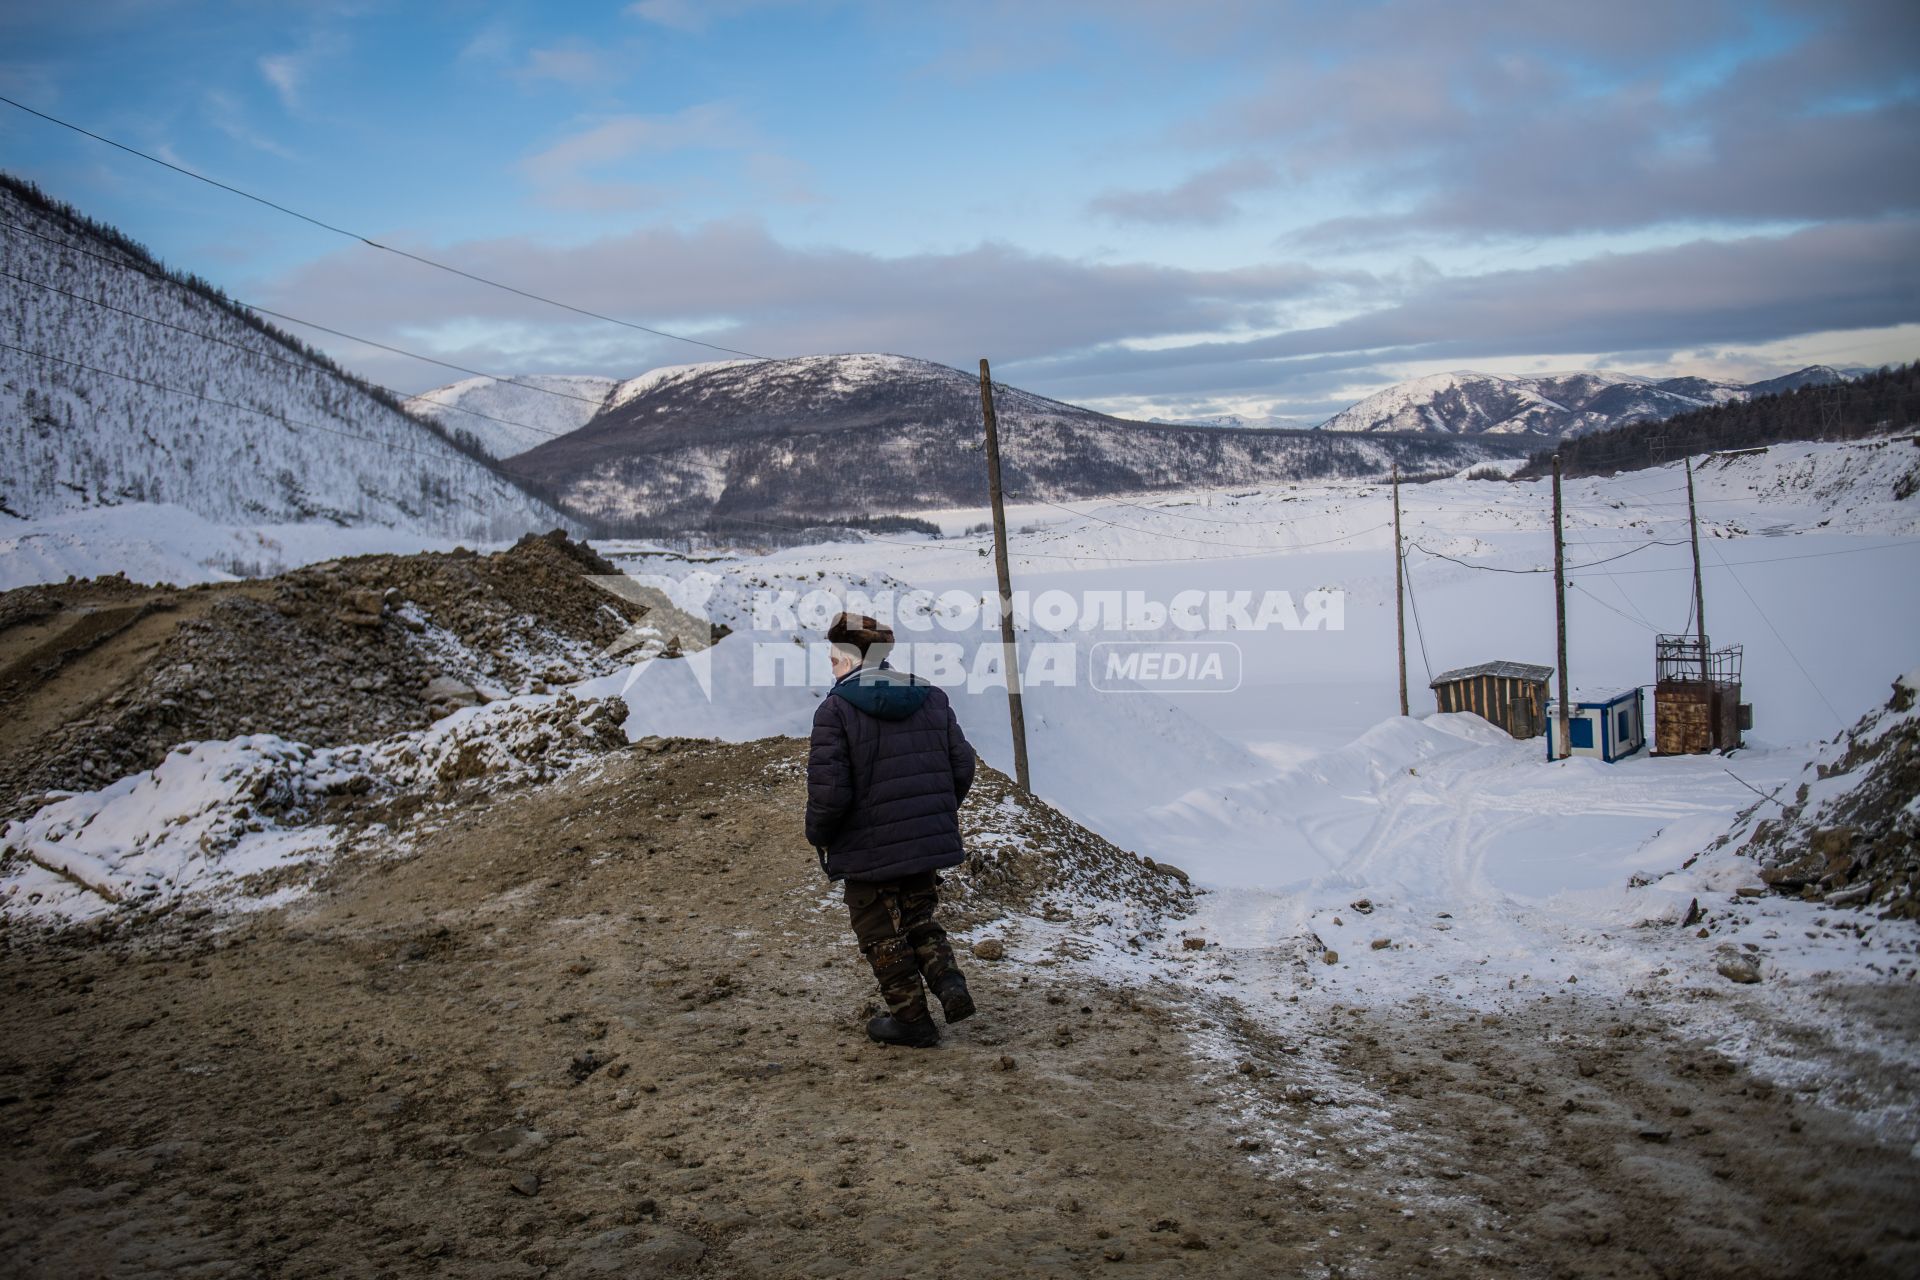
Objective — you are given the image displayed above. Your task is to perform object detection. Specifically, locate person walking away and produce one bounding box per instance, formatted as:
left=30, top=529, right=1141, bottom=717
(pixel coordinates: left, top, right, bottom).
left=806, top=612, right=977, bottom=1047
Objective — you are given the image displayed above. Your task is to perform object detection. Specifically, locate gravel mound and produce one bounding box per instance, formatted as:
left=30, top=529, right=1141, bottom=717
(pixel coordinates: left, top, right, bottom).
left=0, top=531, right=693, bottom=818
left=1742, top=669, right=1920, bottom=918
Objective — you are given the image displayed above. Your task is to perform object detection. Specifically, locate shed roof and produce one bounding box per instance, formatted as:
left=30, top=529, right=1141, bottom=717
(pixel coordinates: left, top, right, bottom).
left=1429, top=660, right=1555, bottom=687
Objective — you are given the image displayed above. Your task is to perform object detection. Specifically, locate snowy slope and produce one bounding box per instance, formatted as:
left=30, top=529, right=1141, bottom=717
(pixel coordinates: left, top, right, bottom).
left=409, top=374, right=618, bottom=459
left=1148, top=413, right=1309, bottom=430
left=582, top=432, right=1918, bottom=889
left=0, top=177, right=570, bottom=545
left=567, top=435, right=1919, bottom=1143
left=1319, top=367, right=1849, bottom=438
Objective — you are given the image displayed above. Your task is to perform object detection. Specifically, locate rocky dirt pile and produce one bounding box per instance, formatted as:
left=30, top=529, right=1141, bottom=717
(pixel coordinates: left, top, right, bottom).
left=1743, top=669, right=1920, bottom=918
left=938, top=763, right=1193, bottom=934
left=0, top=532, right=689, bottom=819
left=3, top=693, right=630, bottom=920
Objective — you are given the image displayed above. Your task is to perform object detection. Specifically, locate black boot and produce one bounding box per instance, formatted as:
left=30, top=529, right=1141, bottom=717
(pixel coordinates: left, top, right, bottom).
left=866, top=1013, right=940, bottom=1048
left=931, top=971, right=975, bottom=1024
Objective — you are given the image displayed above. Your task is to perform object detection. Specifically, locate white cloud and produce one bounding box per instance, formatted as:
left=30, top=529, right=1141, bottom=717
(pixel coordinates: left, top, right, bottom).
left=518, top=104, right=759, bottom=208
left=515, top=44, right=624, bottom=89
left=202, top=89, right=295, bottom=159
left=258, top=53, right=302, bottom=110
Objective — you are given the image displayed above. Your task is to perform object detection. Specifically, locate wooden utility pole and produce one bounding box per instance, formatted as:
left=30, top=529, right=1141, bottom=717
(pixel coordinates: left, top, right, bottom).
left=1393, top=461, right=1408, bottom=717
left=1552, top=453, right=1571, bottom=760
left=1685, top=456, right=1708, bottom=684
left=979, top=358, right=1031, bottom=793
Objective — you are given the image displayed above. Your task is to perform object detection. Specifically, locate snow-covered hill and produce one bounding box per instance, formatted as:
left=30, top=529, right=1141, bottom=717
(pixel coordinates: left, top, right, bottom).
left=1148, top=412, right=1308, bottom=430
left=493, top=353, right=1523, bottom=529
left=409, top=374, right=618, bottom=459
left=0, top=176, right=570, bottom=547
left=1319, top=367, right=1853, bottom=438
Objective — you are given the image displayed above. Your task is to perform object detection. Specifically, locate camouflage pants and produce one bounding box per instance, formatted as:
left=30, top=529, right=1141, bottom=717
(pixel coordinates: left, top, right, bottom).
left=844, top=871, right=960, bottom=1023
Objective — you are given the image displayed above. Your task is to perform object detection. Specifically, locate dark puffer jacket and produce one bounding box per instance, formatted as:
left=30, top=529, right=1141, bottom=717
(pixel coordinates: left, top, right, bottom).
left=806, top=665, right=976, bottom=882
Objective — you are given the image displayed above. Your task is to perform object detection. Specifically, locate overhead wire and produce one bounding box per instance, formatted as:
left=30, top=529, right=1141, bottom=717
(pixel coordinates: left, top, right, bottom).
left=1011, top=492, right=1385, bottom=551
left=1093, top=491, right=1335, bottom=527
left=0, top=94, right=774, bottom=362
left=8, top=101, right=1910, bottom=585
left=0, top=264, right=597, bottom=444
left=1704, top=538, right=1846, bottom=730
left=2, top=216, right=618, bottom=412
left=1568, top=581, right=1664, bottom=633
left=1400, top=547, right=1435, bottom=684
left=8, top=229, right=1341, bottom=558
left=1567, top=540, right=1919, bottom=576
left=1408, top=538, right=1688, bottom=574
left=0, top=338, right=538, bottom=465
left=1563, top=507, right=1665, bottom=631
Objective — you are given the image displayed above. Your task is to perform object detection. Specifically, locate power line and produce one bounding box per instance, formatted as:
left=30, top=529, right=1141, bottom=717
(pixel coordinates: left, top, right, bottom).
left=1408, top=538, right=1688, bottom=575
left=2, top=216, right=611, bottom=411
left=0, top=264, right=619, bottom=448
left=0, top=339, right=537, bottom=468
left=1567, top=540, right=1919, bottom=577
left=1704, top=538, right=1846, bottom=729
left=1014, top=492, right=1387, bottom=552
left=1568, top=580, right=1664, bottom=633
left=1094, top=490, right=1332, bottom=527
left=0, top=94, right=774, bottom=362
left=10, top=224, right=1333, bottom=555
left=1400, top=549, right=1434, bottom=684
left=1564, top=513, right=1663, bottom=631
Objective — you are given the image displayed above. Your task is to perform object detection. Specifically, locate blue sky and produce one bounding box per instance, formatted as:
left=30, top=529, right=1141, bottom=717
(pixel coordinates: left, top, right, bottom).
left=3, top=0, right=1915, bottom=422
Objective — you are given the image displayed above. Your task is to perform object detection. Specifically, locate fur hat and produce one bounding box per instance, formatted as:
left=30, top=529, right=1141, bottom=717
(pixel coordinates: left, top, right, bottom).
left=827, top=612, right=894, bottom=656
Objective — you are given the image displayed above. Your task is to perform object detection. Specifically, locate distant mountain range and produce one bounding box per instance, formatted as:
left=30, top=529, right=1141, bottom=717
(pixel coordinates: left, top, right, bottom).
left=481, top=354, right=1520, bottom=532
left=0, top=175, right=570, bottom=542
left=1316, top=366, right=1858, bottom=438
left=1148, top=412, right=1308, bottom=431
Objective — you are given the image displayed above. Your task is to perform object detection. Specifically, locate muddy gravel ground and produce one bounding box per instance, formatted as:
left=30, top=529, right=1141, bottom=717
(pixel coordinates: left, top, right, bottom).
left=3, top=738, right=1917, bottom=1279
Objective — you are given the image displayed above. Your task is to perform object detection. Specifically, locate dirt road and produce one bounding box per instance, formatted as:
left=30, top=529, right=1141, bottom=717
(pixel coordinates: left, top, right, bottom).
left=3, top=737, right=1915, bottom=1278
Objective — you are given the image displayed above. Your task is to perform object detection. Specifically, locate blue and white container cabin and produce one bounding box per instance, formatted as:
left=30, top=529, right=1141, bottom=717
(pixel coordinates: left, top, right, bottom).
left=1546, top=687, right=1647, bottom=763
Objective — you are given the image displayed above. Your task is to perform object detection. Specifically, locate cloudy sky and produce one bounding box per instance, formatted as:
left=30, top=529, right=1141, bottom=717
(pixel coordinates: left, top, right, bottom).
left=3, top=0, right=1915, bottom=423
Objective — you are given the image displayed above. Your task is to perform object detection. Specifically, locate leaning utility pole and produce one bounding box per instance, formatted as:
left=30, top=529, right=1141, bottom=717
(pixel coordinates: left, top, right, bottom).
left=979, top=358, right=1031, bottom=793
left=1685, top=455, right=1708, bottom=684
left=1552, top=453, right=1570, bottom=760
left=1393, top=461, right=1408, bottom=717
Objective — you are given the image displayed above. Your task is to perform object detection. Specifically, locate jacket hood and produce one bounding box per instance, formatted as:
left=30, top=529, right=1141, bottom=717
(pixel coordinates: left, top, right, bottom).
left=832, top=666, right=933, bottom=721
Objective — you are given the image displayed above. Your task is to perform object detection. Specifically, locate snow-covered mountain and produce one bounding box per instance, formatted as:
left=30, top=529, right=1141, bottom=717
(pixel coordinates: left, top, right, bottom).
left=491, top=353, right=1524, bottom=529
left=1148, top=412, right=1308, bottom=430
left=1318, top=367, right=1854, bottom=438
left=1744, top=365, right=1855, bottom=397
left=0, top=176, right=570, bottom=542
left=410, top=374, right=618, bottom=459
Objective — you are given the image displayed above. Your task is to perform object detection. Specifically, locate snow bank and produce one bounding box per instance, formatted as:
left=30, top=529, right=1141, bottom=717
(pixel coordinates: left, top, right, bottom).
left=0, top=503, right=479, bottom=590
left=1, top=693, right=627, bottom=921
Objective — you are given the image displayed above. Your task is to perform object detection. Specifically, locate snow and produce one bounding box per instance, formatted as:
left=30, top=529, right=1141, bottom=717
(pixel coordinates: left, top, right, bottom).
left=0, top=735, right=333, bottom=918
left=409, top=374, right=618, bottom=459
left=604, top=359, right=761, bottom=412
left=0, top=182, right=572, bottom=558
left=1318, top=366, right=1776, bottom=436
left=6, top=431, right=1916, bottom=1141
left=0, top=502, right=483, bottom=590
left=1, top=693, right=625, bottom=920
left=576, top=435, right=1920, bottom=1132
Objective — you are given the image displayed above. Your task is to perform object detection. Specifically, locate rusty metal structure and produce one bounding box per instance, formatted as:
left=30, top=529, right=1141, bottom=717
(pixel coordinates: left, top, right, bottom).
left=1653, top=634, right=1746, bottom=754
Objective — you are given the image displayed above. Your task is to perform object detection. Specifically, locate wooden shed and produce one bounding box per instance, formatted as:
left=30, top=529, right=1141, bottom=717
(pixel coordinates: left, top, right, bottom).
left=1429, top=660, right=1555, bottom=740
